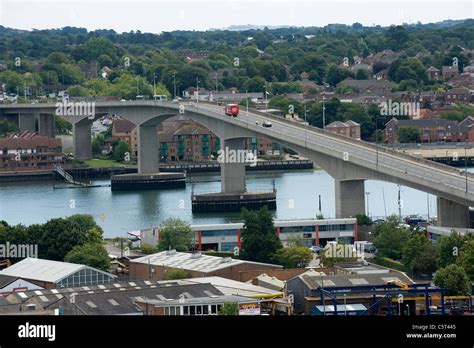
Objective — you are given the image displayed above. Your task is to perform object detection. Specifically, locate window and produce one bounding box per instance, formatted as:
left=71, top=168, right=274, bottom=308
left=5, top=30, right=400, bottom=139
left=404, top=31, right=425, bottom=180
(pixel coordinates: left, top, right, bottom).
left=203, top=305, right=209, bottom=315
left=190, top=306, right=195, bottom=315
left=183, top=306, right=189, bottom=315
left=196, top=306, right=202, bottom=315
left=211, top=305, right=217, bottom=314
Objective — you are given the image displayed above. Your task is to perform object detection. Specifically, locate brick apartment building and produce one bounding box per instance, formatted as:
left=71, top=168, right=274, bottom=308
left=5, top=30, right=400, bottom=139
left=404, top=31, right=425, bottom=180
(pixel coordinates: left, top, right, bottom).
left=325, top=120, right=361, bottom=140
left=384, top=117, right=474, bottom=143
left=0, top=131, right=63, bottom=172
left=111, top=119, right=137, bottom=154
left=129, top=250, right=282, bottom=282
left=111, top=117, right=283, bottom=162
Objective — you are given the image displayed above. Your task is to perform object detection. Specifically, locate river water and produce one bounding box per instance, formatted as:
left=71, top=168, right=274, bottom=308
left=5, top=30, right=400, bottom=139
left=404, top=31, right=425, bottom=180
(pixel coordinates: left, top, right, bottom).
left=0, top=168, right=472, bottom=237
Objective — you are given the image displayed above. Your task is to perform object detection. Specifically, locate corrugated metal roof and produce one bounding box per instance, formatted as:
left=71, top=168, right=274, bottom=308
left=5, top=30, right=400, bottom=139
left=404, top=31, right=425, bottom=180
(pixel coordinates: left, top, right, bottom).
left=132, top=251, right=280, bottom=273
left=0, top=258, right=114, bottom=283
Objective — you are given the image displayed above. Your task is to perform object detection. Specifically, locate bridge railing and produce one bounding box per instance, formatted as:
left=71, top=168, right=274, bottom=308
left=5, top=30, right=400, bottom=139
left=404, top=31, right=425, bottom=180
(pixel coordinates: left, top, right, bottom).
left=7, top=100, right=474, bottom=181
left=229, top=104, right=474, bottom=180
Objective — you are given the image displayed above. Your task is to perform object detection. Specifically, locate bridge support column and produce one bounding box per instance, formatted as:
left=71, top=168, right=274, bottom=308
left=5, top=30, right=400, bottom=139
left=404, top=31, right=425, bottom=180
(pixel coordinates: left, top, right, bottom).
left=191, top=137, right=276, bottom=213
left=137, top=124, right=159, bottom=174
left=18, top=113, right=36, bottom=131
left=73, top=119, right=92, bottom=161
left=221, top=138, right=246, bottom=194
left=335, top=179, right=365, bottom=218
left=112, top=123, right=185, bottom=190
left=437, top=197, right=470, bottom=228
left=38, top=114, right=55, bottom=138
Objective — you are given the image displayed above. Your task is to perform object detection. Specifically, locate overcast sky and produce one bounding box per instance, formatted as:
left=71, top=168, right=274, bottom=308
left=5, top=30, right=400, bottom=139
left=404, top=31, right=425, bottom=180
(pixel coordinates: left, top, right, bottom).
left=0, top=0, right=472, bottom=33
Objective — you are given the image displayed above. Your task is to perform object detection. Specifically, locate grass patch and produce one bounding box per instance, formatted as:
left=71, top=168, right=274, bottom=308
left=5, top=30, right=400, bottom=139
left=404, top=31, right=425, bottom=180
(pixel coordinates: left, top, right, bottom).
left=84, top=159, right=127, bottom=168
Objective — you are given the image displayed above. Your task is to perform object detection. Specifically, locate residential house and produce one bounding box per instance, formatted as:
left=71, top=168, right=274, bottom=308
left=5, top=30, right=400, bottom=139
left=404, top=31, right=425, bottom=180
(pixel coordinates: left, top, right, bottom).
left=374, top=69, right=388, bottom=81
left=338, top=78, right=396, bottom=94
left=442, top=66, right=459, bottom=79
left=443, top=87, right=472, bottom=104
left=0, top=131, right=63, bottom=172
left=325, top=120, right=361, bottom=140
left=112, top=119, right=137, bottom=154
left=426, top=66, right=440, bottom=80
left=384, top=117, right=469, bottom=143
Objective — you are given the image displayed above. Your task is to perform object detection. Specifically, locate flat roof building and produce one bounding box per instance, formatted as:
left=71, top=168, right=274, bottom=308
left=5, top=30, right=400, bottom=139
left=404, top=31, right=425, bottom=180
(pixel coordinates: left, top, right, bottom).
left=141, top=218, right=358, bottom=252
left=129, top=250, right=282, bottom=281
left=0, top=258, right=116, bottom=289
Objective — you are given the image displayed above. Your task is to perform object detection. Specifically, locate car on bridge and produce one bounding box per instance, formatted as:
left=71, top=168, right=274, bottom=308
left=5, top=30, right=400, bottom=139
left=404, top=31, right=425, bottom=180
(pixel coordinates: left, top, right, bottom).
left=262, top=120, right=272, bottom=128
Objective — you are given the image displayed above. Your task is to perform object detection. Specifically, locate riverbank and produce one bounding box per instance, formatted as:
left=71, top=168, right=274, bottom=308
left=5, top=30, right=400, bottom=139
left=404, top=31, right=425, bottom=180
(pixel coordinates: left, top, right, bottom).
left=0, top=159, right=313, bottom=182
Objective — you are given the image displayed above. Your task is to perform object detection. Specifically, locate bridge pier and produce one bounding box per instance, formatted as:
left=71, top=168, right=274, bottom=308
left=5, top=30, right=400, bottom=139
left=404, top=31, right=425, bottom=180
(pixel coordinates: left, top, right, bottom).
left=111, top=122, right=185, bottom=190
left=221, top=138, right=246, bottom=193
left=73, top=119, right=92, bottom=161
left=437, top=197, right=470, bottom=228
left=38, top=114, right=55, bottom=138
left=137, top=124, right=160, bottom=174
left=18, top=113, right=36, bottom=131
left=192, top=137, right=276, bottom=213
left=335, top=179, right=366, bottom=218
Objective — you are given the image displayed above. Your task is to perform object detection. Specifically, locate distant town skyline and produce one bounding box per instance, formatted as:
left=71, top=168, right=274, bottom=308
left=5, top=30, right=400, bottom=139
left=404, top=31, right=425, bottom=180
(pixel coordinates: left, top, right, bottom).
left=0, top=0, right=472, bottom=33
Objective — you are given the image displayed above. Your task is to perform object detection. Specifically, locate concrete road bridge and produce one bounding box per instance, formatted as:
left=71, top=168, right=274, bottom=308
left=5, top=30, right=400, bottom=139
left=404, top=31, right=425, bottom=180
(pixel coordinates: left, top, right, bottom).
left=1, top=100, right=473, bottom=226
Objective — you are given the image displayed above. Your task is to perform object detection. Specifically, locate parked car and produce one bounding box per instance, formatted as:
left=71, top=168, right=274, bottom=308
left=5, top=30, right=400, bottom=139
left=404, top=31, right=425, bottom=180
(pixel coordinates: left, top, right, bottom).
left=309, top=246, right=323, bottom=253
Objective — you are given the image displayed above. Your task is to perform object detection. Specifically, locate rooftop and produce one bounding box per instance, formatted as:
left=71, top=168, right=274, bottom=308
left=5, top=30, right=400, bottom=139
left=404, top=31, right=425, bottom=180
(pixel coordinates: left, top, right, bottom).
left=298, top=273, right=414, bottom=290
left=0, top=258, right=115, bottom=284
left=178, top=276, right=283, bottom=298
left=131, top=250, right=281, bottom=273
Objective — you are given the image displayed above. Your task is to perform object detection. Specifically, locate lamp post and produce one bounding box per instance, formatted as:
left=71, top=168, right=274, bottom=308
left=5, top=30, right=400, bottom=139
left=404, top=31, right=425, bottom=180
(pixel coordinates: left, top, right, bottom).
left=365, top=191, right=370, bottom=217
left=465, top=143, right=471, bottom=224
left=246, top=89, right=249, bottom=126
left=375, top=115, right=381, bottom=168
left=322, top=97, right=326, bottom=130
left=172, top=72, right=177, bottom=99
left=215, top=73, right=218, bottom=106
left=153, top=73, right=157, bottom=96
left=196, top=78, right=199, bottom=105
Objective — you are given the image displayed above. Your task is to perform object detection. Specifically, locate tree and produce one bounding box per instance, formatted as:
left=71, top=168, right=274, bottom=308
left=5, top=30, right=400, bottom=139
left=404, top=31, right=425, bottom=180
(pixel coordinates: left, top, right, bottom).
left=158, top=218, right=194, bottom=252
left=66, top=85, right=90, bottom=97
left=272, top=246, right=312, bottom=268
left=112, top=140, right=131, bottom=161
left=92, top=134, right=105, bottom=155
left=355, top=69, right=369, bottom=80
left=397, top=126, right=420, bottom=143
left=402, top=233, right=439, bottom=277
left=458, top=239, right=474, bottom=280
left=54, top=116, right=72, bottom=135
left=372, top=215, right=410, bottom=259
left=162, top=267, right=190, bottom=280
left=437, top=231, right=466, bottom=268
left=64, top=243, right=110, bottom=271
left=39, top=218, right=88, bottom=261
left=387, top=25, right=408, bottom=51
left=140, top=243, right=159, bottom=254
left=325, top=64, right=353, bottom=87
left=67, top=214, right=103, bottom=235
left=242, top=76, right=266, bottom=92
left=240, top=207, right=282, bottom=264
left=433, top=264, right=470, bottom=296
left=218, top=302, right=239, bottom=315
left=355, top=214, right=372, bottom=226
left=0, top=119, right=19, bottom=136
